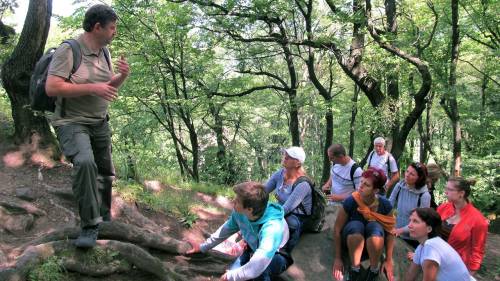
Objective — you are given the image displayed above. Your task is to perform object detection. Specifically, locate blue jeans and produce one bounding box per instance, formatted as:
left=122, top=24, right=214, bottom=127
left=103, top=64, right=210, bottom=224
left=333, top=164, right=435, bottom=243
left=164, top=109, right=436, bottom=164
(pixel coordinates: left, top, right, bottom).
left=342, top=220, right=385, bottom=239
left=341, top=220, right=385, bottom=262
left=285, top=213, right=306, bottom=254
left=238, top=248, right=290, bottom=281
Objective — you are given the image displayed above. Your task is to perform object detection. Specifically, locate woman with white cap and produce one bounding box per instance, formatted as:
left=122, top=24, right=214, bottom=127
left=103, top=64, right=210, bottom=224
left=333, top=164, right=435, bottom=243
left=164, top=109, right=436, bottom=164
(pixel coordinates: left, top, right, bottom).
left=264, top=146, right=312, bottom=254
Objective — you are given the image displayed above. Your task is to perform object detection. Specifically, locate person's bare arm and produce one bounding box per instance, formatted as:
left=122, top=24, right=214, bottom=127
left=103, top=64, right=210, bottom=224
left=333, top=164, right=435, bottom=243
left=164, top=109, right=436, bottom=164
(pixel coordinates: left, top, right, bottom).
left=421, top=260, right=439, bottom=281
left=322, top=175, right=332, bottom=191
left=386, top=172, right=399, bottom=190
left=46, top=75, right=118, bottom=101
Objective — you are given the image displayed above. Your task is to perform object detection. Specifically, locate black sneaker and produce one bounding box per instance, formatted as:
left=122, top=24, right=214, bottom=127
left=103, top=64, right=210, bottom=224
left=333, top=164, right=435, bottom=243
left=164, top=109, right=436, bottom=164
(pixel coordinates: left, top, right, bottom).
left=348, top=268, right=360, bottom=281
left=365, top=269, right=379, bottom=281
left=74, top=225, right=99, bottom=248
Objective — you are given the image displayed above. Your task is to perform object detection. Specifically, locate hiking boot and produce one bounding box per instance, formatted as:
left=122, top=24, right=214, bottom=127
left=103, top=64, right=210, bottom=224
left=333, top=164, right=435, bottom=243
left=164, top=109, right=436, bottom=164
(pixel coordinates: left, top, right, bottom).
left=365, top=269, right=380, bottom=281
left=102, top=214, right=112, bottom=222
left=74, top=225, right=99, bottom=248
left=348, top=268, right=360, bottom=281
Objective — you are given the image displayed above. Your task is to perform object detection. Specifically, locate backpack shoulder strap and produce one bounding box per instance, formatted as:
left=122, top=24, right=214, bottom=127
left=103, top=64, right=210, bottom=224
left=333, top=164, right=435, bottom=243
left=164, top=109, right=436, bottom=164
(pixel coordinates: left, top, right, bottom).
left=102, top=47, right=112, bottom=70
left=394, top=183, right=402, bottom=205
left=59, top=39, right=81, bottom=118
left=350, top=162, right=360, bottom=184
left=417, top=192, right=424, bottom=207
left=367, top=151, right=374, bottom=167
left=291, top=176, right=314, bottom=215
left=62, top=39, right=82, bottom=74
left=386, top=153, right=393, bottom=175
left=292, top=176, right=313, bottom=189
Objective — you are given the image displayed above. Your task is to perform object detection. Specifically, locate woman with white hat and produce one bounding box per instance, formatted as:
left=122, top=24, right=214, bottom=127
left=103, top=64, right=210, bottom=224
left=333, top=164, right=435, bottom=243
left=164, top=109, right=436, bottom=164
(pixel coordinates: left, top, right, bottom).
left=264, top=146, right=312, bottom=254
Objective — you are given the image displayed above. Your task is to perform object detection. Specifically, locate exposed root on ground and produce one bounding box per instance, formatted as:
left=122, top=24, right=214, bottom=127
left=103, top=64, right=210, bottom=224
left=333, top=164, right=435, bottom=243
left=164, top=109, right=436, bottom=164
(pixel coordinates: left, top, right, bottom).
left=10, top=221, right=191, bottom=259
left=0, top=196, right=46, bottom=216
left=0, top=240, right=185, bottom=281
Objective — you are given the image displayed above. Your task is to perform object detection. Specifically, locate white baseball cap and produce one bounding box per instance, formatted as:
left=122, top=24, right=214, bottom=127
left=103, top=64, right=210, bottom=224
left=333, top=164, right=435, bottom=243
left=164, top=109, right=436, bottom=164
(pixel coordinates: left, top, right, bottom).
left=282, top=146, right=306, bottom=164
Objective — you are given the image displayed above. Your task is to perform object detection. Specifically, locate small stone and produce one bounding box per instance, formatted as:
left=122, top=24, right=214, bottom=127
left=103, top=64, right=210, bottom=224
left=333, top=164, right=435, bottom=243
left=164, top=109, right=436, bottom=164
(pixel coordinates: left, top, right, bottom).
left=0, top=207, right=35, bottom=234
left=15, top=187, right=38, bottom=201
left=143, top=180, right=165, bottom=193
left=0, top=248, right=7, bottom=264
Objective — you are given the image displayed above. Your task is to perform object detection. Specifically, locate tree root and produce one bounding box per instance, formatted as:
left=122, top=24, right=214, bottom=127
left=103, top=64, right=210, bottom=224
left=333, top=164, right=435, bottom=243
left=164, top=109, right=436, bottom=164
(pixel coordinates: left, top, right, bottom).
left=0, top=196, right=46, bottom=216
left=11, top=221, right=191, bottom=258
left=41, top=183, right=74, bottom=201
left=0, top=240, right=184, bottom=281
left=62, top=256, right=131, bottom=276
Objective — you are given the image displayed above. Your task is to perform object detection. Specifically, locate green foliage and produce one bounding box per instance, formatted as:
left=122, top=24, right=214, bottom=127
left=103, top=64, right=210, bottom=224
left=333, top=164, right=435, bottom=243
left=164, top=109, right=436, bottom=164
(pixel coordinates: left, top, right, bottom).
left=42, top=0, right=499, bottom=218
left=28, top=256, right=66, bottom=281
left=0, top=88, right=13, bottom=138
left=80, top=247, right=122, bottom=266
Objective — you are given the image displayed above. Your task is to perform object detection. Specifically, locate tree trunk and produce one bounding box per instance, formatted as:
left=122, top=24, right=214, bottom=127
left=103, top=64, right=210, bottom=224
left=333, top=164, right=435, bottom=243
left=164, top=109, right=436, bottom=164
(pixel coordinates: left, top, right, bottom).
left=480, top=72, right=488, bottom=124
left=208, top=100, right=237, bottom=184
left=384, top=0, right=402, bottom=156
left=447, top=0, right=461, bottom=176
left=348, top=84, right=359, bottom=158
left=279, top=25, right=300, bottom=147
left=1, top=0, right=58, bottom=151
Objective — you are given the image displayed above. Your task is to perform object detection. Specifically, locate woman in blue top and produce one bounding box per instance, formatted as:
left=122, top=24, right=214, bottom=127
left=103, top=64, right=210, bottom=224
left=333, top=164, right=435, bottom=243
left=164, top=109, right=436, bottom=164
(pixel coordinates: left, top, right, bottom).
left=333, top=167, right=395, bottom=281
left=264, top=146, right=312, bottom=254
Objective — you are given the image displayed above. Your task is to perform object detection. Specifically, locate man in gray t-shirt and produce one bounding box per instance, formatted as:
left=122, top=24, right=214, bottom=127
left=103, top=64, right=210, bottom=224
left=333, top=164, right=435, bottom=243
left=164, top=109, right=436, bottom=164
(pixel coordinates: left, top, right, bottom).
left=45, top=4, right=130, bottom=248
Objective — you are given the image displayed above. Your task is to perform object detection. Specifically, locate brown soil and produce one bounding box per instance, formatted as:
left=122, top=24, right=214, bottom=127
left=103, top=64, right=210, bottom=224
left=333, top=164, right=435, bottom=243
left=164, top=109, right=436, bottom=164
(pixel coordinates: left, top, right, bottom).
left=0, top=131, right=498, bottom=281
left=0, top=137, right=230, bottom=281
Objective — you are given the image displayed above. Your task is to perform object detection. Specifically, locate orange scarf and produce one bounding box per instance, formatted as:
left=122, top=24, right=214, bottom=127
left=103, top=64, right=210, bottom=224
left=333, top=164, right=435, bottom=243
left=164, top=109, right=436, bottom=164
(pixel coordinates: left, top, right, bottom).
left=352, top=191, right=395, bottom=232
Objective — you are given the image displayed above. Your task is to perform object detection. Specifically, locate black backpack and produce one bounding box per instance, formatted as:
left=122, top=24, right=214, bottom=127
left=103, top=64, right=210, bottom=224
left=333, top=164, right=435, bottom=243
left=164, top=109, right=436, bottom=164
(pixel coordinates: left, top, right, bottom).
left=29, top=39, right=110, bottom=113
left=349, top=162, right=360, bottom=186
left=291, top=176, right=327, bottom=233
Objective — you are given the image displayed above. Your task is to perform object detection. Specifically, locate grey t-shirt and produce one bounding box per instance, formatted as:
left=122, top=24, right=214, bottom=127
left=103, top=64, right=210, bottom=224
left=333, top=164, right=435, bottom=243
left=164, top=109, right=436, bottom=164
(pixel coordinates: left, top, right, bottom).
left=48, top=35, right=113, bottom=126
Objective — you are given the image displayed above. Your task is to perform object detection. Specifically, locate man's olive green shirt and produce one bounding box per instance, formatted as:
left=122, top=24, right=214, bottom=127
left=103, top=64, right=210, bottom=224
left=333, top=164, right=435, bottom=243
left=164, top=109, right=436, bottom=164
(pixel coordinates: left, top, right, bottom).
left=48, top=35, right=113, bottom=126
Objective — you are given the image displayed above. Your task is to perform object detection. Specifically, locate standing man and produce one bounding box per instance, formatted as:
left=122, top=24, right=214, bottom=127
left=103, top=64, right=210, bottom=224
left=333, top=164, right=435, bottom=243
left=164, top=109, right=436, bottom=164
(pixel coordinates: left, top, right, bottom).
left=366, top=137, right=399, bottom=195
left=45, top=4, right=130, bottom=248
left=187, top=182, right=291, bottom=281
left=322, top=144, right=363, bottom=204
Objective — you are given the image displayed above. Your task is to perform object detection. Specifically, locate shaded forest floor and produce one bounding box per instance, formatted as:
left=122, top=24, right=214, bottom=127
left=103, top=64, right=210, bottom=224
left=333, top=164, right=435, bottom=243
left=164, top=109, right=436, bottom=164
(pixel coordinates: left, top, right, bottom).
left=0, top=132, right=237, bottom=280
left=0, top=122, right=498, bottom=280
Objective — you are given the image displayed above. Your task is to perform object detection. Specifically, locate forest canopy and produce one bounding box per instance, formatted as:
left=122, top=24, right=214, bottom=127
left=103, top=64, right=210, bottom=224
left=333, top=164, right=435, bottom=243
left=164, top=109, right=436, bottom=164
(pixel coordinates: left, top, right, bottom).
left=0, top=0, right=498, bottom=214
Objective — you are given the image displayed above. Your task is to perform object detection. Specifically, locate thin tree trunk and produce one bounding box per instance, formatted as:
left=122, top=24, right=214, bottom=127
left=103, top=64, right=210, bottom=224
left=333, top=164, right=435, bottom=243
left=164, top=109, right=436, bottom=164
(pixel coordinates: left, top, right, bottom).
left=348, top=84, right=359, bottom=158
left=480, top=72, right=488, bottom=123
left=448, top=0, right=461, bottom=176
